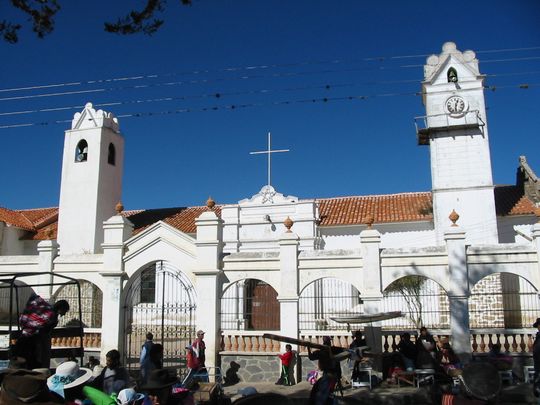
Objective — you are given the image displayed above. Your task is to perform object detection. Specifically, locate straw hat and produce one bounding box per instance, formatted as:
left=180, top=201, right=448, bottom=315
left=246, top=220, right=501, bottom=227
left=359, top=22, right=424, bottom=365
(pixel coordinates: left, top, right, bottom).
left=47, top=361, right=92, bottom=398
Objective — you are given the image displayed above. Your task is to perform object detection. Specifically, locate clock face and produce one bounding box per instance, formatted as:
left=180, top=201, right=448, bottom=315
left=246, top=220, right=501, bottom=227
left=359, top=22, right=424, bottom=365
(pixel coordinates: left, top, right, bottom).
left=445, top=96, right=467, bottom=115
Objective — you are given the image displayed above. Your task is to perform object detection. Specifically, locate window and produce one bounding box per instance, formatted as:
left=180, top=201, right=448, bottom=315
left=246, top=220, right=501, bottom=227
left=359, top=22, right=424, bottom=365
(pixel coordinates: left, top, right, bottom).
left=75, top=140, right=88, bottom=162
left=447, top=67, right=458, bottom=83
left=220, top=279, right=280, bottom=330
left=140, top=265, right=156, bottom=304
left=108, top=143, right=116, bottom=165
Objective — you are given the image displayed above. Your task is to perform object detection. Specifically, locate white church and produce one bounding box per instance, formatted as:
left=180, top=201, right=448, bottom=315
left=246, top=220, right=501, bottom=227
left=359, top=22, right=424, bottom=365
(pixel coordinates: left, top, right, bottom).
left=0, top=42, right=539, bottom=381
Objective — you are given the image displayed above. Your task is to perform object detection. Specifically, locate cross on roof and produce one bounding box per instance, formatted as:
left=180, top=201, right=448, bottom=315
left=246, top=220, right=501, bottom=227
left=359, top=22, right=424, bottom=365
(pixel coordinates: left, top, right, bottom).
left=250, top=132, right=290, bottom=187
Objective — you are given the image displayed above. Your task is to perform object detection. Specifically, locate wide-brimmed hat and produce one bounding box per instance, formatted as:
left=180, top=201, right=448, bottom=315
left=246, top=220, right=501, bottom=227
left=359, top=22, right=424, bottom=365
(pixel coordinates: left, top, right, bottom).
left=116, top=388, right=145, bottom=405
left=533, top=318, right=540, bottom=327
left=460, top=362, right=501, bottom=401
left=139, top=369, right=177, bottom=391
left=47, top=361, right=92, bottom=398
left=0, top=370, right=64, bottom=405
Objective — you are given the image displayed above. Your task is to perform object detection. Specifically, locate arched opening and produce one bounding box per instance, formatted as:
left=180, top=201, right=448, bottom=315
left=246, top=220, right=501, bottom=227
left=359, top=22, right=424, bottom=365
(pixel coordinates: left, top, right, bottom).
left=220, top=279, right=280, bottom=331
left=299, top=277, right=362, bottom=331
left=123, top=261, right=196, bottom=372
left=447, top=67, right=458, bottom=83
left=0, top=281, right=35, bottom=326
left=55, top=280, right=102, bottom=328
left=108, top=143, right=116, bottom=165
left=469, top=273, right=540, bottom=329
left=75, top=139, right=88, bottom=162
left=383, top=276, right=449, bottom=330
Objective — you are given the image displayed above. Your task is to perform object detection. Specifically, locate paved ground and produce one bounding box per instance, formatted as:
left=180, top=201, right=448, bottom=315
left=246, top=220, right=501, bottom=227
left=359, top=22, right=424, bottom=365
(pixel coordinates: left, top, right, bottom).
left=222, top=380, right=538, bottom=404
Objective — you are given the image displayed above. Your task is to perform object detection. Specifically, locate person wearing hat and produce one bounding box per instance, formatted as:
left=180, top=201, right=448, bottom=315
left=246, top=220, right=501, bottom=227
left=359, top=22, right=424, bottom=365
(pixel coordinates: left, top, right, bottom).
left=533, top=317, right=540, bottom=397
left=1, top=369, right=65, bottom=405
left=139, top=369, right=178, bottom=405
left=184, top=330, right=207, bottom=386
left=47, top=360, right=93, bottom=401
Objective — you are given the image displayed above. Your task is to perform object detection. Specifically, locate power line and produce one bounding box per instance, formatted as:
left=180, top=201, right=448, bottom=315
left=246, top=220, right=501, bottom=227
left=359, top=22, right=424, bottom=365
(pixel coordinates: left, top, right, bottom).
left=2, top=54, right=540, bottom=105
left=1, top=46, right=539, bottom=95
left=1, top=82, right=537, bottom=130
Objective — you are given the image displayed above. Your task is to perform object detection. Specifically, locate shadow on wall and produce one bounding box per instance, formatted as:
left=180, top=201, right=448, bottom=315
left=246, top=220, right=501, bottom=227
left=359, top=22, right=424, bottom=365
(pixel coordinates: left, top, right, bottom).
left=224, top=361, right=241, bottom=386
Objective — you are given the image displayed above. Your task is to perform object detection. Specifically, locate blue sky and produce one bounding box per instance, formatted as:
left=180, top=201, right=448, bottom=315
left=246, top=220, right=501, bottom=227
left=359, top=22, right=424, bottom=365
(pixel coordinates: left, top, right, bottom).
left=1, top=0, right=539, bottom=210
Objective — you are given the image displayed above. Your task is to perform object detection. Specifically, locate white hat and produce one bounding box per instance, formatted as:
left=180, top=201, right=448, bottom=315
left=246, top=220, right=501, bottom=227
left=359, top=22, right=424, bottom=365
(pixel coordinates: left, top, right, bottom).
left=47, top=361, right=92, bottom=398
left=116, top=388, right=145, bottom=405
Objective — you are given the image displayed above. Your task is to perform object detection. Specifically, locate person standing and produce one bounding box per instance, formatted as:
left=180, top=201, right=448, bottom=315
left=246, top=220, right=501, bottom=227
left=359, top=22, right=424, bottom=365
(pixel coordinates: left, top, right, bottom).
left=275, top=344, right=294, bottom=386
left=191, top=330, right=206, bottom=371
left=184, top=330, right=207, bottom=386
left=140, top=332, right=155, bottom=384
left=533, top=318, right=540, bottom=398
left=15, top=293, right=70, bottom=369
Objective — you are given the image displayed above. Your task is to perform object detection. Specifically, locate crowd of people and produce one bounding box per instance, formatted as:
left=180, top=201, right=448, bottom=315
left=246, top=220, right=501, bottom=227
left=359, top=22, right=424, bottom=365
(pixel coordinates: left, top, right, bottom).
left=6, top=293, right=540, bottom=404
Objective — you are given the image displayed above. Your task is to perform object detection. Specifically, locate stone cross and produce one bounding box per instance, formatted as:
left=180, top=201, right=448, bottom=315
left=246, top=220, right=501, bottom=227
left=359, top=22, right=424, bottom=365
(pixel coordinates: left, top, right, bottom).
left=250, top=132, right=289, bottom=187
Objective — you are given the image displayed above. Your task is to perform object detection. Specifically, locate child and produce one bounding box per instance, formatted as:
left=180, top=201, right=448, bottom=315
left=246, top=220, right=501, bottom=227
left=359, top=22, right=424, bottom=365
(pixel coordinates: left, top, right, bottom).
left=275, top=344, right=294, bottom=386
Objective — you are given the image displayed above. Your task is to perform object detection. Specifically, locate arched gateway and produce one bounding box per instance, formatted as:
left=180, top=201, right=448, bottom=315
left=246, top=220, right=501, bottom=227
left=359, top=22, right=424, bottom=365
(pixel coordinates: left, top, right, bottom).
left=123, top=261, right=196, bottom=373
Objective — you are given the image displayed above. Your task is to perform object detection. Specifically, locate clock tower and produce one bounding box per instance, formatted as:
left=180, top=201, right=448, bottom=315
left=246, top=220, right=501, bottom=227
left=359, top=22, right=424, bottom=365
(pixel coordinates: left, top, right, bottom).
left=57, top=103, right=124, bottom=255
left=418, top=42, right=498, bottom=244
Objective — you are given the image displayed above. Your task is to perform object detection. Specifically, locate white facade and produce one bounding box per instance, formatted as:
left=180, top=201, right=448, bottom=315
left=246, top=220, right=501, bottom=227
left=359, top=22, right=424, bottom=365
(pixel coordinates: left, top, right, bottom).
left=422, top=42, right=498, bottom=245
left=0, top=43, right=539, bottom=375
left=57, top=103, right=124, bottom=255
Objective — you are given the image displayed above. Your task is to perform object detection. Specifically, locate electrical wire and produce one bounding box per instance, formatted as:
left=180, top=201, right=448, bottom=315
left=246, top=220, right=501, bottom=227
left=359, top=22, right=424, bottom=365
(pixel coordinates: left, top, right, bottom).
left=1, top=45, right=538, bottom=94
left=0, top=82, right=537, bottom=130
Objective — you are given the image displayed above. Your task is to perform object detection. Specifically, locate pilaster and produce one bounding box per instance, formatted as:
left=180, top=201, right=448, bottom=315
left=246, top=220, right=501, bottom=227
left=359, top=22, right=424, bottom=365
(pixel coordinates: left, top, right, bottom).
left=194, top=205, right=224, bottom=370
left=444, top=218, right=471, bottom=363
left=278, top=229, right=300, bottom=348
left=98, top=270, right=124, bottom=362
left=360, top=226, right=382, bottom=297
left=102, top=206, right=133, bottom=272
left=36, top=240, right=59, bottom=299
left=533, top=217, right=540, bottom=287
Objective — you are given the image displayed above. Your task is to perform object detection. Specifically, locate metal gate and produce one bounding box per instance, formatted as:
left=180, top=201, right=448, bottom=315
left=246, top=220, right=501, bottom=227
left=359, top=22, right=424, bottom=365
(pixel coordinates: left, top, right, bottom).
left=123, top=261, right=196, bottom=373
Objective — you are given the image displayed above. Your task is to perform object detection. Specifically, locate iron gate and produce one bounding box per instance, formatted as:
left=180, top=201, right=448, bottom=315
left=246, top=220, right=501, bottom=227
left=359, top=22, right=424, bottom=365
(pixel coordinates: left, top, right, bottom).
left=123, top=261, right=196, bottom=373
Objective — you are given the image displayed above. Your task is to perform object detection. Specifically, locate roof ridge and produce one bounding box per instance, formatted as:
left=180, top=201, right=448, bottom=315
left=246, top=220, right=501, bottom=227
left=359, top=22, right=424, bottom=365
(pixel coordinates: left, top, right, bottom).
left=315, top=191, right=432, bottom=201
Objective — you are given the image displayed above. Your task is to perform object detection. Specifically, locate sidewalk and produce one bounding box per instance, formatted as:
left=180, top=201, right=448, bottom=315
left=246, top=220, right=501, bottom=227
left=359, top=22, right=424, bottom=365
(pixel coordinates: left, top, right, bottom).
left=222, top=380, right=537, bottom=404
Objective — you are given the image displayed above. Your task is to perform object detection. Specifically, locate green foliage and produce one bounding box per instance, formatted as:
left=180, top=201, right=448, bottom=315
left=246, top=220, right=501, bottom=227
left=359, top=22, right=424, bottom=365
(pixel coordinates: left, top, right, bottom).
left=1, top=0, right=60, bottom=44
left=386, top=275, right=426, bottom=329
left=2, top=0, right=193, bottom=43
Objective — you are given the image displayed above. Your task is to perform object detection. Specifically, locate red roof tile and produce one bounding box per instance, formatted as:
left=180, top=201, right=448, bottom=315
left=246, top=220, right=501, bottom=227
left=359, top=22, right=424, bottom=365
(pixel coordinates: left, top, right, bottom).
left=0, top=207, right=35, bottom=231
left=494, top=185, right=536, bottom=216
left=10, top=185, right=538, bottom=241
left=317, top=192, right=433, bottom=226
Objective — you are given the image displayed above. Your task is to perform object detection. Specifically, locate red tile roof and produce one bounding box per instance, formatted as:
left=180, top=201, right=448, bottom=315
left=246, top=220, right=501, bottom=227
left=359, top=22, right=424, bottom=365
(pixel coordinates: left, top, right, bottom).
left=0, top=207, right=35, bottom=231
left=494, top=185, right=537, bottom=216
left=126, top=206, right=222, bottom=235
left=6, top=186, right=537, bottom=241
left=317, top=192, right=433, bottom=226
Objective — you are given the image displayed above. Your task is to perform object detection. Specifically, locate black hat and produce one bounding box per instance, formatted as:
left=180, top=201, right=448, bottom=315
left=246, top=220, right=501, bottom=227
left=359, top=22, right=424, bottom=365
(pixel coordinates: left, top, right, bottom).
left=139, top=369, right=177, bottom=391
left=533, top=318, right=540, bottom=327
left=460, top=362, right=501, bottom=401
left=0, top=370, right=64, bottom=405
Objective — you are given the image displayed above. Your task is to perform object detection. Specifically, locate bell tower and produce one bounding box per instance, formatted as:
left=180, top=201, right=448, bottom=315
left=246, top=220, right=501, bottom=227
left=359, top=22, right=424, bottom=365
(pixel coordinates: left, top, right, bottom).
left=418, top=42, right=498, bottom=244
left=57, top=103, right=124, bottom=255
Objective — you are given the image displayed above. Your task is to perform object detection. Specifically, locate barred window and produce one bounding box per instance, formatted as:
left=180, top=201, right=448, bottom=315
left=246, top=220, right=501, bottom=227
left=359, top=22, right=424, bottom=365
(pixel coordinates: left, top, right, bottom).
left=382, top=276, right=449, bottom=330
left=140, top=264, right=156, bottom=304
left=299, top=278, right=362, bottom=331
left=220, top=279, right=280, bottom=331
left=55, top=280, right=103, bottom=328
left=470, top=273, right=540, bottom=329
